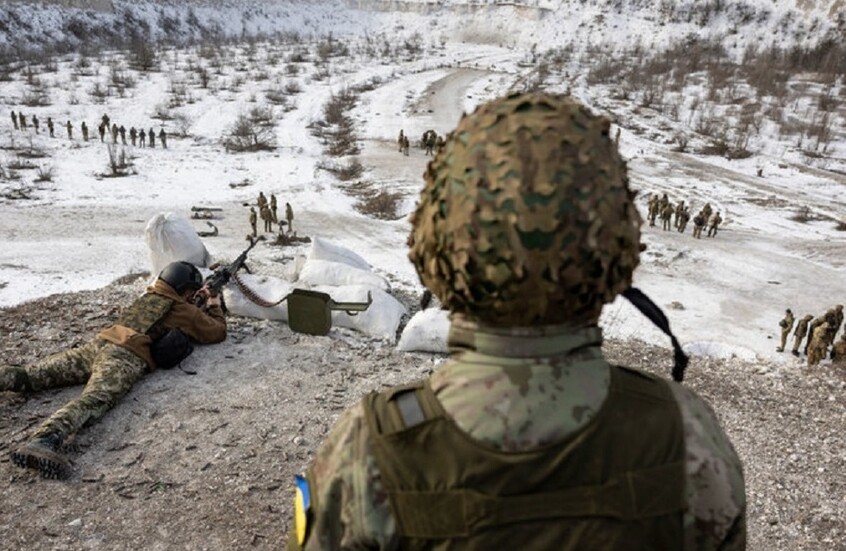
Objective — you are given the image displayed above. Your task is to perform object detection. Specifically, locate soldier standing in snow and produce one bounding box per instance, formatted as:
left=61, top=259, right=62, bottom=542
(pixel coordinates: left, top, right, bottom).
left=11, top=110, right=18, bottom=130
left=81, top=121, right=89, bottom=142
left=65, top=120, right=72, bottom=140
left=708, top=211, right=723, bottom=237
left=792, top=314, right=814, bottom=356
left=776, top=308, right=794, bottom=352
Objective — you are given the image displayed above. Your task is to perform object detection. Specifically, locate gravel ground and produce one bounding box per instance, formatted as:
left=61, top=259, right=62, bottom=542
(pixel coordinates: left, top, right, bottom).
left=1, top=276, right=844, bottom=550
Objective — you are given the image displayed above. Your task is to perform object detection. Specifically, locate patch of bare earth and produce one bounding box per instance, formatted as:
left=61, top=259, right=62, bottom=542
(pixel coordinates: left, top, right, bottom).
left=1, top=278, right=844, bottom=550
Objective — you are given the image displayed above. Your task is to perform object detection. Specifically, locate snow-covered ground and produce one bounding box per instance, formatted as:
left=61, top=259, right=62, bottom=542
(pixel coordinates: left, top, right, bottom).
left=0, top=23, right=844, bottom=366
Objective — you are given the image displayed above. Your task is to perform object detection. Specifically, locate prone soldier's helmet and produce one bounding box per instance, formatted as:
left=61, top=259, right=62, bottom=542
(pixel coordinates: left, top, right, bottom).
left=408, top=92, right=640, bottom=326
left=158, top=261, right=203, bottom=295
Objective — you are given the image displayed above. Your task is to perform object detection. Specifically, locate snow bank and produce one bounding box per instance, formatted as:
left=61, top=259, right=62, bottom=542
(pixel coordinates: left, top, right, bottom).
left=684, top=341, right=759, bottom=362
left=397, top=308, right=450, bottom=353
left=298, top=258, right=389, bottom=291
left=315, top=285, right=407, bottom=341
left=307, top=237, right=371, bottom=270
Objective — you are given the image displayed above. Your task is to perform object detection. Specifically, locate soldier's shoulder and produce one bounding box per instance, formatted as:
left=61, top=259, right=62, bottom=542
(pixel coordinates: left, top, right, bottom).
left=667, top=382, right=746, bottom=547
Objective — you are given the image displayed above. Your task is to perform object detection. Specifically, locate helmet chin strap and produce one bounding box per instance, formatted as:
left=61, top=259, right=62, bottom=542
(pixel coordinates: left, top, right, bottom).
left=622, top=287, right=689, bottom=383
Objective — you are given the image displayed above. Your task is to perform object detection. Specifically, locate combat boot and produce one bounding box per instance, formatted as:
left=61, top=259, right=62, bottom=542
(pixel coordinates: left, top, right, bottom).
left=11, top=433, right=69, bottom=479
left=0, top=366, right=32, bottom=392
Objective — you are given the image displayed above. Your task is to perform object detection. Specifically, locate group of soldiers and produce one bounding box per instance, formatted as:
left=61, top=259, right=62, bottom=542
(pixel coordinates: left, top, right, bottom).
left=777, top=305, right=845, bottom=366
left=10, top=110, right=167, bottom=148
left=249, top=191, right=293, bottom=237
left=647, top=193, right=722, bottom=239
left=396, top=129, right=445, bottom=157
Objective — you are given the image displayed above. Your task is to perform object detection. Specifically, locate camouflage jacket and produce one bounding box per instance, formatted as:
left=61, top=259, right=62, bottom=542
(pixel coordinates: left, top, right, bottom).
left=291, top=319, right=746, bottom=550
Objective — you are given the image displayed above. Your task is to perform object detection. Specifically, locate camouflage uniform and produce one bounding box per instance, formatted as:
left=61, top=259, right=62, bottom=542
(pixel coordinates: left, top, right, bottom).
left=792, top=314, right=814, bottom=356
left=159, top=129, right=167, bottom=149
left=808, top=322, right=830, bottom=367
left=397, top=130, right=404, bottom=153
left=678, top=207, right=690, bottom=233
left=18, top=111, right=26, bottom=130
left=832, top=334, right=846, bottom=364
left=148, top=127, right=156, bottom=148
left=257, top=192, right=268, bottom=210
left=65, top=121, right=72, bottom=140
left=81, top=121, right=89, bottom=142
left=805, top=316, right=824, bottom=355
left=249, top=207, right=257, bottom=237
left=285, top=202, right=294, bottom=233
left=674, top=200, right=685, bottom=228
left=111, top=123, right=119, bottom=144
left=261, top=205, right=272, bottom=232
left=139, top=129, right=146, bottom=147
left=702, top=203, right=713, bottom=223
left=661, top=203, right=674, bottom=231
left=119, top=125, right=126, bottom=145
left=98, top=122, right=106, bottom=142
left=289, top=93, right=745, bottom=551
left=776, top=309, right=794, bottom=352
left=130, top=126, right=137, bottom=146
left=708, top=212, right=723, bottom=237
left=647, top=195, right=658, bottom=227
left=11, top=110, right=18, bottom=130
left=47, top=117, right=54, bottom=137
left=692, top=212, right=705, bottom=239
left=32, top=114, right=39, bottom=134
left=270, top=194, right=278, bottom=223
left=2, top=278, right=226, bottom=477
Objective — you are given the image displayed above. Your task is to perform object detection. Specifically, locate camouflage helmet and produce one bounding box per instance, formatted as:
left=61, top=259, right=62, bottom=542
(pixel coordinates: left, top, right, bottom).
left=408, top=92, right=641, bottom=326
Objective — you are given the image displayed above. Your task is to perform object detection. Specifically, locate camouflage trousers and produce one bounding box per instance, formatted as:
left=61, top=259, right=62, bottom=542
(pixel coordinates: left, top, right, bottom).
left=807, top=340, right=827, bottom=367
left=12, top=339, right=147, bottom=440
left=779, top=328, right=791, bottom=350
left=792, top=334, right=805, bottom=354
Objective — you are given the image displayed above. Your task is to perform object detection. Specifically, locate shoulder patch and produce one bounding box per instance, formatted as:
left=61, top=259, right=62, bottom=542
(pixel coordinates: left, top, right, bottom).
left=294, top=474, right=312, bottom=546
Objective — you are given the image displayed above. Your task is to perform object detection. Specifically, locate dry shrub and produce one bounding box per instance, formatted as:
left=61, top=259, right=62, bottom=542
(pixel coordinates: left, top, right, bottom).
left=355, top=189, right=402, bottom=220
left=223, top=114, right=276, bottom=152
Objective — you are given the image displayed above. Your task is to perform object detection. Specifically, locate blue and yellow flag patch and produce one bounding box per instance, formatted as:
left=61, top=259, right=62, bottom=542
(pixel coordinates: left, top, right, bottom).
left=294, top=474, right=312, bottom=546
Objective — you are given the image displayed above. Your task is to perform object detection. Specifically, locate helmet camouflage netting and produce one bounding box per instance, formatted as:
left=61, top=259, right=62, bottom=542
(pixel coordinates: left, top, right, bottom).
left=408, top=92, right=641, bottom=326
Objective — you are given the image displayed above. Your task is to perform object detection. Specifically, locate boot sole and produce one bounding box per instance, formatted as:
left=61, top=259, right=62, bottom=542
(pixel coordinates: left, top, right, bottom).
left=10, top=446, right=69, bottom=480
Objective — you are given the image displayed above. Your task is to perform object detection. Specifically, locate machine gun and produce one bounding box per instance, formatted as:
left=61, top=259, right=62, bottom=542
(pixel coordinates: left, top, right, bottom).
left=195, top=239, right=257, bottom=310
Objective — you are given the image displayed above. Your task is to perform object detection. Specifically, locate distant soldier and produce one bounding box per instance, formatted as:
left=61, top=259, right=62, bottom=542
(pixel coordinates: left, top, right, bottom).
left=249, top=207, right=257, bottom=237
left=832, top=304, right=844, bottom=342
left=804, top=315, right=825, bottom=355
left=11, top=110, right=18, bottom=130
left=677, top=207, right=690, bottom=233
left=149, top=128, right=155, bottom=148
left=270, top=193, right=278, bottom=222
left=119, top=125, right=126, bottom=145
left=260, top=204, right=272, bottom=232
left=832, top=333, right=846, bottom=364
left=402, top=135, right=410, bottom=156
left=776, top=308, right=794, bottom=352
left=285, top=202, right=294, bottom=233
left=158, top=128, right=167, bottom=149
left=708, top=211, right=722, bottom=237
left=792, top=314, right=814, bottom=356
left=111, top=123, right=119, bottom=144
left=101, top=113, right=110, bottom=130
left=98, top=122, right=106, bottom=142
left=130, top=127, right=138, bottom=146
left=423, top=130, right=436, bottom=156
left=257, top=191, right=268, bottom=210
left=436, top=135, right=445, bottom=149
left=673, top=200, right=685, bottom=228
left=65, top=120, right=72, bottom=140
left=19, top=112, right=26, bottom=130
left=647, top=195, right=658, bottom=227
left=822, top=308, right=839, bottom=348
left=702, top=202, right=713, bottom=223
left=660, top=203, right=673, bottom=231
left=658, top=192, right=669, bottom=211
left=47, top=117, right=54, bottom=138
left=692, top=212, right=705, bottom=239
left=81, top=121, right=89, bottom=142
left=397, top=129, right=404, bottom=153
left=139, top=129, right=146, bottom=147
left=32, top=114, right=39, bottom=134
left=807, top=321, right=830, bottom=367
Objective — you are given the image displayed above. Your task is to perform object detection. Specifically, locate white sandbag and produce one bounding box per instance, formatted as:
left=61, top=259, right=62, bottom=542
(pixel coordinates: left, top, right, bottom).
left=397, top=309, right=450, bottom=353
left=223, top=274, right=293, bottom=321
left=314, top=285, right=407, bottom=342
left=308, top=237, right=370, bottom=270
left=145, top=212, right=212, bottom=277
left=298, top=259, right=390, bottom=291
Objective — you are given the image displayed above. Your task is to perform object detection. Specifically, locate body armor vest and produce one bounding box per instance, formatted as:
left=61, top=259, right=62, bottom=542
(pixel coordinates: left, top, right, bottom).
left=363, top=365, right=686, bottom=551
left=114, top=293, right=173, bottom=341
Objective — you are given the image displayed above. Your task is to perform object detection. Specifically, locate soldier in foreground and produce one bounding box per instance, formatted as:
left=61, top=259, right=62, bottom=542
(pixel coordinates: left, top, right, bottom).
left=288, top=93, right=745, bottom=550
left=776, top=308, right=794, bottom=352
left=1, top=262, right=226, bottom=479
